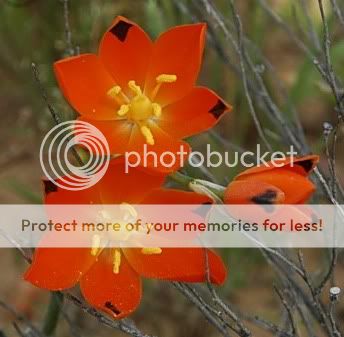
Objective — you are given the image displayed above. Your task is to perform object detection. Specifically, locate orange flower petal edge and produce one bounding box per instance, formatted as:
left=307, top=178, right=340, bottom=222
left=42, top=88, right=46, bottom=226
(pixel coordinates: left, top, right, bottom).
left=236, top=155, right=319, bottom=179
left=224, top=155, right=318, bottom=205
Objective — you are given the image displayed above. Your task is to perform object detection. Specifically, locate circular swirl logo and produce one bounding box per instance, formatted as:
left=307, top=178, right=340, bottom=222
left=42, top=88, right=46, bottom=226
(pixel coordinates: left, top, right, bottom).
left=40, top=121, right=110, bottom=191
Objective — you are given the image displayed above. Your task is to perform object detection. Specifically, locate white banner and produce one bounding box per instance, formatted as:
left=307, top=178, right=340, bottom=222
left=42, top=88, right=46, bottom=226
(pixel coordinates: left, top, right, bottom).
left=0, top=204, right=344, bottom=248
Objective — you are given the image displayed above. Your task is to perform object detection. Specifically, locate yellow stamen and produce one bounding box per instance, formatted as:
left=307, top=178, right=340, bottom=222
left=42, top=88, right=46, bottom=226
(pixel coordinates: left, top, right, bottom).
left=91, top=235, right=101, bottom=256
left=117, top=104, right=130, bottom=116
left=156, top=74, right=177, bottom=83
left=113, top=249, right=121, bottom=274
left=107, top=85, right=130, bottom=106
left=107, top=79, right=169, bottom=144
left=151, top=73, right=177, bottom=99
left=128, top=80, right=142, bottom=96
left=120, top=202, right=138, bottom=218
left=141, top=248, right=162, bottom=255
left=107, top=86, right=122, bottom=98
left=152, top=103, right=162, bottom=118
left=140, top=125, right=154, bottom=145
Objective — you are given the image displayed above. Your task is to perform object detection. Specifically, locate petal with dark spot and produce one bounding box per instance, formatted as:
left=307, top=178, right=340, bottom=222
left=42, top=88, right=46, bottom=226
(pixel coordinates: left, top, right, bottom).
left=80, top=249, right=142, bottom=319
left=109, top=20, right=133, bottom=42
left=42, top=179, right=58, bottom=195
left=99, top=16, right=153, bottom=90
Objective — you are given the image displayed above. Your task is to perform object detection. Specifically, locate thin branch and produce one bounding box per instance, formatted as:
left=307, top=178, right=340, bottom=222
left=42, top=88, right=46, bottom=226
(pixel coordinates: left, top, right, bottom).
left=328, top=299, right=341, bottom=337
left=0, top=300, right=43, bottom=337
left=228, top=0, right=272, bottom=151
left=204, top=250, right=251, bottom=337
left=173, top=282, right=231, bottom=337
left=274, top=286, right=297, bottom=337
left=299, top=0, right=321, bottom=51
left=61, top=0, right=75, bottom=56
left=316, top=247, right=338, bottom=294
left=330, top=0, right=344, bottom=29
left=31, top=62, right=84, bottom=167
left=318, top=0, right=344, bottom=118
left=31, top=63, right=61, bottom=126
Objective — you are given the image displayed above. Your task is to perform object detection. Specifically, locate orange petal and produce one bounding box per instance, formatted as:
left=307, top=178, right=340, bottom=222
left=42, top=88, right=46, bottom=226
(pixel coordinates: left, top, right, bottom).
left=99, top=158, right=167, bottom=204
left=42, top=158, right=166, bottom=205
left=158, top=87, right=231, bottom=138
left=123, top=248, right=227, bottom=285
left=145, top=23, right=207, bottom=106
left=224, top=180, right=285, bottom=204
left=54, top=54, right=118, bottom=120
left=137, top=124, right=191, bottom=173
left=80, top=249, right=141, bottom=319
left=283, top=155, right=319, bottom=176
left=141, top=188, right=212, bottom=204
left=82, top=118, right=191, bottom=172
left=237, top=155, right=319, bottom=179
left=24, top=247, right=96, bottom=290
left=99, top=16, right=153, bottom=90
left=77, top=117, right=133, bottom=154
left=238, top=168, right=316, bottom=204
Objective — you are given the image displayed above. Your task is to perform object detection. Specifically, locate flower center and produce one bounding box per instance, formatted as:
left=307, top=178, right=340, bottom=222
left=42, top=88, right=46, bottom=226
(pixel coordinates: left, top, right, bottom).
left=90, top=204, right=162, bottom=274
left=107, top=74, right=177, bottom=145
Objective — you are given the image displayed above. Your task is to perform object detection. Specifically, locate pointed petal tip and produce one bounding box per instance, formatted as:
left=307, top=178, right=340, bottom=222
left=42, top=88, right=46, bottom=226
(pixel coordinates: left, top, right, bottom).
left=210, top=257, right=228, bottom=286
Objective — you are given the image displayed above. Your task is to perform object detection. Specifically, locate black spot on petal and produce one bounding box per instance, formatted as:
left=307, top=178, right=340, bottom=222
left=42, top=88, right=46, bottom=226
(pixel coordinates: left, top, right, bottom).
left=43, top=179, right=58, bottom=195
left=209, top=100, right=227, bottom=119
left=110, top=20, right=133, bottom=42
left=251, top=189, right=277, bottom=205
left=105, top=301, right=121, bottom=315
left=295, top=159, right=314, bottom=173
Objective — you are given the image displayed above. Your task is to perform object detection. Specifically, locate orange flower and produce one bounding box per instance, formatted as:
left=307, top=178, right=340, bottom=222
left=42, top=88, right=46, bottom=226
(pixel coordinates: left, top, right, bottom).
left=54, top=16, right=231, bottom=170
left=24, top=160, right=227, bottom=319
left=224, top=155, right=319, bottom=204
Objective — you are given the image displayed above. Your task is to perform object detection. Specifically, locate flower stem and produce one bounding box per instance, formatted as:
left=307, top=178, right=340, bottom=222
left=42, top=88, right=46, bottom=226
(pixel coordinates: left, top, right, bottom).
left=169, top=172, right=225, bottom=200
left=169, top=171, right=194, bottom=186
left=42, top=292, right=63, bottom=336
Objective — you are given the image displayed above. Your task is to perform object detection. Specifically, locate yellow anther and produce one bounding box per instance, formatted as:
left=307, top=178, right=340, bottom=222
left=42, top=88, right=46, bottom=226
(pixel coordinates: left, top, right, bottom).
left=140, top=125, right=155, bottom=145
left=156, top=74, right=177, bottom=83
left=117, top=104, right=130, bottom=116
left=107, top=85, right=122, bottom=98
left=128, top=80, right=142, bottom=96
left=113, top=249, right=121, bottom=274
left=151, top=73, right=177, bottom=99
left=120, top=202, right=137, bottom=218
left=91, top=235, right=101, bottom=256
left=152, top=103, right=162, bottom=118
left=141, top=248, right=162, bottom=255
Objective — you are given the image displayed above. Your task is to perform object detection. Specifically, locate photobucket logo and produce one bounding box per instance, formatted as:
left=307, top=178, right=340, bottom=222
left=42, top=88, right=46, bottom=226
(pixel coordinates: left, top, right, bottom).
left=40, top=121, right=110, bottom=191
left=124, top=144, right=298, bottom=173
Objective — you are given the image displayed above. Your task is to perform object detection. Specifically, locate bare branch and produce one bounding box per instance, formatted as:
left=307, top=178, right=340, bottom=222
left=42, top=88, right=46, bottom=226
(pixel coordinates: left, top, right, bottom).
left=228, top=0, right=272, bottom=151
left=330, top=0, right=344, bottom=29
left=274, top=285, right=298, bottom=337
left=61, top=0, right=75, bottom=56
left=31, top=62, right=84, bottom=167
